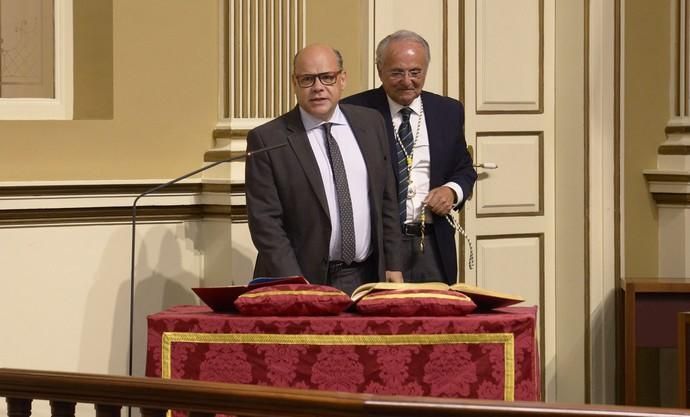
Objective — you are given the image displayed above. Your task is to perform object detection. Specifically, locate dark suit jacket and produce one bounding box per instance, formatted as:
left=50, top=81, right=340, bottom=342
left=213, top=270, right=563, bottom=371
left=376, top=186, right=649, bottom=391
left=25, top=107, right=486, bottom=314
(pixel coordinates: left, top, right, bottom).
left=342, top=87, right=477, bottom=283
left=245, top=104, right=402, bottom=285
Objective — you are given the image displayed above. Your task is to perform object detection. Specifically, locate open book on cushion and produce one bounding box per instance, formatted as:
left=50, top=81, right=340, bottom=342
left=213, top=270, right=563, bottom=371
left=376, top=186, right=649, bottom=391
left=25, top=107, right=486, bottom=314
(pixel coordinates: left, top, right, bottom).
left=351, top=281, right=524, bottom=311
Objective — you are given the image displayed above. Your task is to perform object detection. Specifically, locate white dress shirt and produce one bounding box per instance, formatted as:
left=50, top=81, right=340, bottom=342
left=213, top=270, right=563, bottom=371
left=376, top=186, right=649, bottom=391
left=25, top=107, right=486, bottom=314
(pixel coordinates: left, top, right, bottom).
left=300, top=105, right=372, bottom=262
left=387, top=95, right=464, bottom=224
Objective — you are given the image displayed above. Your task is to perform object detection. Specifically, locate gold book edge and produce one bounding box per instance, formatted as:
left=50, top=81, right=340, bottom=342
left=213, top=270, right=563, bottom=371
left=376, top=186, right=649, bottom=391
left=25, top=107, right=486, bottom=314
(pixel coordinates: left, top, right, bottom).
left=350, top=281, right=524, bottom=309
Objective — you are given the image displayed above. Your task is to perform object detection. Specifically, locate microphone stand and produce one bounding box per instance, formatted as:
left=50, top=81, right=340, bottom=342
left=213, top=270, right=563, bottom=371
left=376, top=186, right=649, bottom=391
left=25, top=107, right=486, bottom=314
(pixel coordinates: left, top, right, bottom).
left=127, top=142, right=286, bottom=381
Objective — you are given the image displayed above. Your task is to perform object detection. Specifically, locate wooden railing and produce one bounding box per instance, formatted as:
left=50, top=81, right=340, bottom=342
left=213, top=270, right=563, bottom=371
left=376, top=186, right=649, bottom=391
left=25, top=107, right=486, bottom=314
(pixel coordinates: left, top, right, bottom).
left=1, top=368, right=690, bottom=417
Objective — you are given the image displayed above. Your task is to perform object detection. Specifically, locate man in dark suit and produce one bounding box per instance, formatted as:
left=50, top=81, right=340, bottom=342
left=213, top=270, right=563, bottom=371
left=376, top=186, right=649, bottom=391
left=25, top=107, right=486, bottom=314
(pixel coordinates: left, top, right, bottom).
left=245, top=43, right=403, bottom=295
left=342, top=30, right=477, bottom=284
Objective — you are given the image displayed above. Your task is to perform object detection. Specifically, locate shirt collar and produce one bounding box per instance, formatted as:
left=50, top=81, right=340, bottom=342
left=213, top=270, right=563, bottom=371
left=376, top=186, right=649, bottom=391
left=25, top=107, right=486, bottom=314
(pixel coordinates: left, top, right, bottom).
left=386, top=94, right=423, bottom=118
left=299, top=105, right=348, bottom=132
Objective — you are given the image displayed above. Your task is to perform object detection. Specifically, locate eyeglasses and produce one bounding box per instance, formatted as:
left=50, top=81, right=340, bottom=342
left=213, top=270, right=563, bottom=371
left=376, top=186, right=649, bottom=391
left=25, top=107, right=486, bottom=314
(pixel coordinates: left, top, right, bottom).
left=294, top=71, right=342, bottom=88
left=386, top=69, right=424, bottom=80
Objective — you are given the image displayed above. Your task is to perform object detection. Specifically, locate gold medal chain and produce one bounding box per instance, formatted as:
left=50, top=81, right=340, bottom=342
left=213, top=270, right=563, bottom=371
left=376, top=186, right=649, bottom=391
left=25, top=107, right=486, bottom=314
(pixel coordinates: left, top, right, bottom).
left=419, top=204, right=474, bottom=270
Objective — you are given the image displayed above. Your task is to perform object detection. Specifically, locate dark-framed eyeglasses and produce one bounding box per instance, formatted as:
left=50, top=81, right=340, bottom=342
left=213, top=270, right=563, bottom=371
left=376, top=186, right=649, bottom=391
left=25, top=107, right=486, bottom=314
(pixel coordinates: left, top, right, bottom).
left=386, top=69, right=424, bottom=80
left=294, top=71, right=342, bottom=88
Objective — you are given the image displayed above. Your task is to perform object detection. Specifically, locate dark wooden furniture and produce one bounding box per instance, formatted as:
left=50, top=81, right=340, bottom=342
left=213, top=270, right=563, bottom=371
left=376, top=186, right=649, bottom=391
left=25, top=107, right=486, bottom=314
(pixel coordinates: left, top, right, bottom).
left=678, top=312, right=690, bottom=408
left=2, top=367, right=690, bottom=417
left=623, top=277, right=690, bottom=406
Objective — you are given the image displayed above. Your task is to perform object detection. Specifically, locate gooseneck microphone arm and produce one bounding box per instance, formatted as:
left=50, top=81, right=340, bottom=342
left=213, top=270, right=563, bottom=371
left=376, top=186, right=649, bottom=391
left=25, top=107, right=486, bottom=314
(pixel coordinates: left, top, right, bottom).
left=127, top=142, right=286, bottom=378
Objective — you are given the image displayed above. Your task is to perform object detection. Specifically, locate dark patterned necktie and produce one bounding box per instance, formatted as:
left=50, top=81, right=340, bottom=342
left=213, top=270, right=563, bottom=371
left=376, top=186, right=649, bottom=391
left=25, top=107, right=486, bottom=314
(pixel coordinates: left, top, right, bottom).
left=397, top=107, right=414, bottom=223
left=322, top=123, right=355, bottom=264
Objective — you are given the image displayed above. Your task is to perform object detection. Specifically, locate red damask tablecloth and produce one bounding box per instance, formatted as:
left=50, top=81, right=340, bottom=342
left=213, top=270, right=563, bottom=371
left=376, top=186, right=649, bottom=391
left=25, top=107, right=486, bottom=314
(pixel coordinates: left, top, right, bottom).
left=146, top=305, right=540, bottom=401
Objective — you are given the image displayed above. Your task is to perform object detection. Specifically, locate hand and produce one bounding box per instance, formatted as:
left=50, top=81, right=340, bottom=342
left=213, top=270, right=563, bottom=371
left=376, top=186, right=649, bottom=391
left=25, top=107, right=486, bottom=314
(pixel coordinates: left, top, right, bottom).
left=424, top=186, right=456, bottom=216
left=385, top=270, right=404, bottom=283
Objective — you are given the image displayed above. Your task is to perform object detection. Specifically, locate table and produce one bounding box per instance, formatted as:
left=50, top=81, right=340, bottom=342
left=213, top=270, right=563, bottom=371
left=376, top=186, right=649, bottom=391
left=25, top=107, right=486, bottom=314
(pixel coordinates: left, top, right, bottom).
left=147, top=305, right=539, bottom=401
left=622, top=277, right=690, bottom=406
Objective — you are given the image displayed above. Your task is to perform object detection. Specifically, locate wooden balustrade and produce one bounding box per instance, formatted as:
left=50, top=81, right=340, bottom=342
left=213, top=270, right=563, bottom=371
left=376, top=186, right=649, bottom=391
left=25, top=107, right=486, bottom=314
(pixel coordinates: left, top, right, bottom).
left=1, top=368, right=690, bottom=417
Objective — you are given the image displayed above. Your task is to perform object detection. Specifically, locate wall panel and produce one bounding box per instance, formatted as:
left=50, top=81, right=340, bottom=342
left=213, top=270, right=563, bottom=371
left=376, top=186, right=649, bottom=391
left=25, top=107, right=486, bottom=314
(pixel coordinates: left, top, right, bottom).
left=476, top=132, right=543, bottom=216
left=475, top=0, right=542, bottom=113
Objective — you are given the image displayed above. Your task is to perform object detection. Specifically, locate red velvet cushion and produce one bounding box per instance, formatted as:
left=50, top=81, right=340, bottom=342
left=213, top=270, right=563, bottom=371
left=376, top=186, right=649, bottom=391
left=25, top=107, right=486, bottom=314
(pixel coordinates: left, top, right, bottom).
left=355, top=289, right=477, bottom=316
left=234, top=284, right=351, bottom=316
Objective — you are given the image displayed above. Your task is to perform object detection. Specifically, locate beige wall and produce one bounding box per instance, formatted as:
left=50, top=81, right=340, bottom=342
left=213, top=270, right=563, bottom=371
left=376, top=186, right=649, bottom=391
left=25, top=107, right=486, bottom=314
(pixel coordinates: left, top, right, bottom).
left=73, top=0, right=113, bottom=120
left=0, top=0, right=219, bottom=181
left=624, top=0, right=669, bottom=277
left=554, top=0, right=586, bottom=402
left=305, top=0, right=368, bottom=97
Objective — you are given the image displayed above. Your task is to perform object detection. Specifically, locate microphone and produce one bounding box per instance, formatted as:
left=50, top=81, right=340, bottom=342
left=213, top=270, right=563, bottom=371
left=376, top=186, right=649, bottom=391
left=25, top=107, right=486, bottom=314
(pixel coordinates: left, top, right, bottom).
left=127, top=142, right=286, bottom=378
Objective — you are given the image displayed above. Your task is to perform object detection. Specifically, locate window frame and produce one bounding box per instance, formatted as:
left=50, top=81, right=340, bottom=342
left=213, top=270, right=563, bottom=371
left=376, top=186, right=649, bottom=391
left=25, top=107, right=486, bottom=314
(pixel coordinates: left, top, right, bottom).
left=0, top=0, right=73, bottom=120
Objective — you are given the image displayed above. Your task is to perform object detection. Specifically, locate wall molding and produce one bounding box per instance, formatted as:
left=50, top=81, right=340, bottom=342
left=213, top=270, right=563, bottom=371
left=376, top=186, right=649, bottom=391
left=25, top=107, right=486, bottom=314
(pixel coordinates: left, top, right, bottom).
left=648, top=193, right=690, bottom=205
left=0, top=181, right=247, bottom=225
left=644, top=170, right=690, bottom=205
left=665, top=125, right=690, bottom=134
left=658, top=144, right=690, bottom=155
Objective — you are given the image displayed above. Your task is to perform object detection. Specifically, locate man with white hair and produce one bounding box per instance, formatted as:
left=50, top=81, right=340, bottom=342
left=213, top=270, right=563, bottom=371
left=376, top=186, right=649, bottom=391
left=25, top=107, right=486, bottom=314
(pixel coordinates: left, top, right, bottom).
left=343, top=30, right=477, bottom=284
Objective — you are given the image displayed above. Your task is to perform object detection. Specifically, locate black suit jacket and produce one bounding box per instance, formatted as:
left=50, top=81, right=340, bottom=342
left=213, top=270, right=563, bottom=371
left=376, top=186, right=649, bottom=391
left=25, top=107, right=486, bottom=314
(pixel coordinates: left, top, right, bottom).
left=245, top=104, right=402, bottom=284
left=342, top=87, right=477, bottom=283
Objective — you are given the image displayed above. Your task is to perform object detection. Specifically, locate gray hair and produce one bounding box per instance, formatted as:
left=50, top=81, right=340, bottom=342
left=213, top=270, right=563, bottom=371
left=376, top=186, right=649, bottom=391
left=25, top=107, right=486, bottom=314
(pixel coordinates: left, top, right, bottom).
left=375, top=30, right=431, bottom=68
left=293, top=47, right=344, bottom=72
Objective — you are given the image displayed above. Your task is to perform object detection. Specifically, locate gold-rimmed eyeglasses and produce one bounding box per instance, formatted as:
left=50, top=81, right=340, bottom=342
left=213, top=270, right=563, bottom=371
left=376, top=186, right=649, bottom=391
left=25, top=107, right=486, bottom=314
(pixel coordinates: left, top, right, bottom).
left=294, top=71, right=342, bottom=88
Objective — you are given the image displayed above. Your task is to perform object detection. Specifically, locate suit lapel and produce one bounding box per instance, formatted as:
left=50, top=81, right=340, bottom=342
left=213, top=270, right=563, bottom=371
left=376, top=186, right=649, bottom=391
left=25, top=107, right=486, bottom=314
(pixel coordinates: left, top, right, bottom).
left=342, top=106, right=376, bottom=173
left=371, top=88, right=399, bottom=182
left=373, top=87, right=396, bottom=142
left=285, top=108, right=330, bottom=217
left=342, top=106, right=379, bottom=215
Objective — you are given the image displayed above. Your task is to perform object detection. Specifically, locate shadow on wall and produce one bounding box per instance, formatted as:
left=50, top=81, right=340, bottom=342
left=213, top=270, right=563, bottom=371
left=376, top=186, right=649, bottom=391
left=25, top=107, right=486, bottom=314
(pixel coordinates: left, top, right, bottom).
left=131, top=227, right=199, bottom=377
left=187, top=220, right=257, bottom=287
left=229, top=242, right=256, bottom=285
left=79, top=224, right=198, bottom=377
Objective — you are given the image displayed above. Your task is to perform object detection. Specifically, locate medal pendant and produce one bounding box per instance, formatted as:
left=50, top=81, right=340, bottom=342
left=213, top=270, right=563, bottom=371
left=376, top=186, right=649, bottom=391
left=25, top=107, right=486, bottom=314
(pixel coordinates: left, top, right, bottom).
left=407, top=185, right=416, bottom=198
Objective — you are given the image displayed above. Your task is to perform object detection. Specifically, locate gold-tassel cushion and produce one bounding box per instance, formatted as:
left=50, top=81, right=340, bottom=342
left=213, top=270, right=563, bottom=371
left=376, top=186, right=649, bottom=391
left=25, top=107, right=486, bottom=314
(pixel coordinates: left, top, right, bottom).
left=234, top=284, right=352, bottom=316
left=356, top=289, right=477, bottom=316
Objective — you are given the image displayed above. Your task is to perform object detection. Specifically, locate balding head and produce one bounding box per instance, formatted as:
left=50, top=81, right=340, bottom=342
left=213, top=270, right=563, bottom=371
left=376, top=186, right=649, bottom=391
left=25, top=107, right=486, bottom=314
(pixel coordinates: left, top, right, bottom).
left=293, top=44, right=343, bottom=73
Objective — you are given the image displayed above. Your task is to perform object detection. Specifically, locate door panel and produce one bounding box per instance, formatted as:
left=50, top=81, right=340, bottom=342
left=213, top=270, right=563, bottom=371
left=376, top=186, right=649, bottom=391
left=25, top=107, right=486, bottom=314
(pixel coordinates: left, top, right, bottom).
left=475, top=132, right=543, bottom=216
left=475, top=0, right=542, bottom=112
left=476, top=234, right=543, bottom=309
left=464, top=0, right=554, bottom=400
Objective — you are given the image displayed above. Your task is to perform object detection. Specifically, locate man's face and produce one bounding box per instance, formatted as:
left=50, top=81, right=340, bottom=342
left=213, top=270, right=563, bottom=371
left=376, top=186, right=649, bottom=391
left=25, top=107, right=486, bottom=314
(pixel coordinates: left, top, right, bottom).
left=292, top=45, right=346, bottom=121
left=377, top=40, right=428, bottom=106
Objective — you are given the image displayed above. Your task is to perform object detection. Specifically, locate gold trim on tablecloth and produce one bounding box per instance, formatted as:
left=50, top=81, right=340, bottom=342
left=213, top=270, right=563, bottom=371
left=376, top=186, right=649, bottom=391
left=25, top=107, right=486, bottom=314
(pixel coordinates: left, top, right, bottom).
left=161, top=332, right=515, bottom=401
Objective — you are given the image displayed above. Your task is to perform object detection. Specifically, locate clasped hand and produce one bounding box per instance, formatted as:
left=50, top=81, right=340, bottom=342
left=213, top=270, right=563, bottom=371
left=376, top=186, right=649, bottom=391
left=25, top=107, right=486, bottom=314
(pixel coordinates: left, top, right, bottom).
left=424, top=186, right=456, bottom=216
